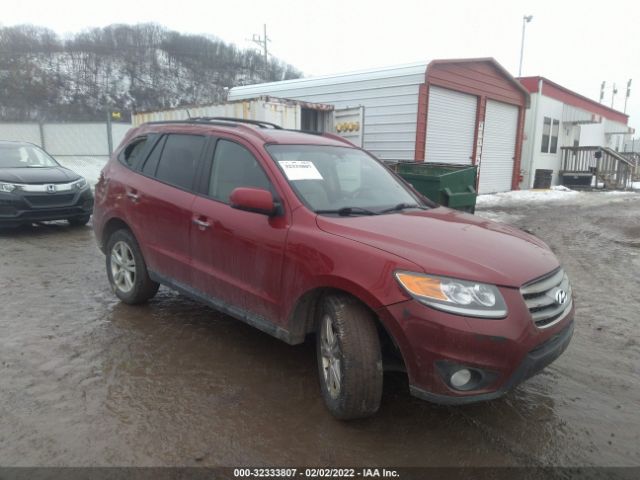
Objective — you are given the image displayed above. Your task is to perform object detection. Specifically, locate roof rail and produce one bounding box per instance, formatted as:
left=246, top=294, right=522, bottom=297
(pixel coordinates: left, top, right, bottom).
left=142, top=119, right=239, bottom=128
left=140, top=119, right=355, bottom=146
left=190, top=117, right=283, bottom=129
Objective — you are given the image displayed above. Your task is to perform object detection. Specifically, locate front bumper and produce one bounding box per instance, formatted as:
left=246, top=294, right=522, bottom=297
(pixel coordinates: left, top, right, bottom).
left=378, top=287, right=575, bottom=405
left=409, top=320, right=574, bottom=404
left=0, top=188, right=94, bottom=226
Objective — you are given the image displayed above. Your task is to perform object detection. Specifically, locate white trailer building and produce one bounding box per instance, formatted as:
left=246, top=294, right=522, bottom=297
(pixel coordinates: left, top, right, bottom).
left=518, top=76, right=635, bottom=188
left=228, top=58, right=530, bottom=194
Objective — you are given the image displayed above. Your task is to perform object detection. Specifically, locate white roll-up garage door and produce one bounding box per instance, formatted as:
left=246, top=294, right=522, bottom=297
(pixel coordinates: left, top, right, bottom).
left=425, top=86, right=477, bottom=165
left=478, top=100, right=519, bottom=194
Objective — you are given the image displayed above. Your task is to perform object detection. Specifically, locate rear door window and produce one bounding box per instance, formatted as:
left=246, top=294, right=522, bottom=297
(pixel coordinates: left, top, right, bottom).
left=119, top=135, right=158, bottom=168
left=141, top=136, right=166, bottom=176
left=152, top=134, right=206, bottom=191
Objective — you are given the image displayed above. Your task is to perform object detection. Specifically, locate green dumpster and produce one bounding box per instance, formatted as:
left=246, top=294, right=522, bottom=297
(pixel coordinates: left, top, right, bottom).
left=391, top=162, right=478, bottom=213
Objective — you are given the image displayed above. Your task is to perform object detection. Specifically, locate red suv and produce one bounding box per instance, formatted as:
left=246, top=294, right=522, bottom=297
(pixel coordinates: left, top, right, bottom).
left=93, top=118, right=574, bottom=419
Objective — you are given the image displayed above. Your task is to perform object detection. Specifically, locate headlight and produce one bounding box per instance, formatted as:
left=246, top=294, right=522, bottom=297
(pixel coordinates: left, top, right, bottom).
left=0, top=182, right=17, bottom=193
left=395, top=271, right=508, bottom=318
left=72, top=178, right=87, bottom=190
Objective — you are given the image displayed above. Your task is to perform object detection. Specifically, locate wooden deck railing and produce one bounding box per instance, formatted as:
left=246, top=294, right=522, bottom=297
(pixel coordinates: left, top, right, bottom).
left=620, top=152, right=640, bottom=180
left=560, top=146, right=634, bottom=189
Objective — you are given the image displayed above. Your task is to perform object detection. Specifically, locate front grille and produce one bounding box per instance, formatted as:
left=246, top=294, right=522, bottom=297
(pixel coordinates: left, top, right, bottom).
left=521, top=268, right=572, bottom=329
left=25, top=194, right=76, bottom=208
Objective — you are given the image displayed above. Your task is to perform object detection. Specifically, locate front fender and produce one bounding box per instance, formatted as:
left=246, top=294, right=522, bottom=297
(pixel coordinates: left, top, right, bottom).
left=279, top=214, right=421, bottom=342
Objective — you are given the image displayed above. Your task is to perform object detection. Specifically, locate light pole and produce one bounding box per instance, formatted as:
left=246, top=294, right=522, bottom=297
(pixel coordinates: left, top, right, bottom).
left=624, top=79, right=632, bottom=113
left=518, top=15, right=533, bottom=77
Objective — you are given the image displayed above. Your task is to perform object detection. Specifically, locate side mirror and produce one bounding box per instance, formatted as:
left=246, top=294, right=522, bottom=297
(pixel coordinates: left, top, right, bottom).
left=229, top=187, right=277, bottom=216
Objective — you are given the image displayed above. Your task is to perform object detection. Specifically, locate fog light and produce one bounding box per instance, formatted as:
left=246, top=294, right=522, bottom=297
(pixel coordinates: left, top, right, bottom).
left=0, top=206, right=17, bottom=216
left=450, top=369, right=472, bottom=388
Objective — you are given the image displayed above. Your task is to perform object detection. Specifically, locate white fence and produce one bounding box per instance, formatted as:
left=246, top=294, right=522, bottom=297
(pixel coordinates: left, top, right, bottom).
left=0, top=122, right=132, bottom=157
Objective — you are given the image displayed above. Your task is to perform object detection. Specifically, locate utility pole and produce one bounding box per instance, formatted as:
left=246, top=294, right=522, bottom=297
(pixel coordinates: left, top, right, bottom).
left=250, top=24, right=271, bottom=79
left=624, top=79, right=632, bottom=114
left=518, top=15, right=533, bottom=77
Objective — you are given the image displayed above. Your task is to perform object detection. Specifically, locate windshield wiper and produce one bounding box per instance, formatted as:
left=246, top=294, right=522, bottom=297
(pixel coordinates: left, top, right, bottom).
left=315, top=206, right=379, bottom=216
left=378, top=203, right=428, bottom=214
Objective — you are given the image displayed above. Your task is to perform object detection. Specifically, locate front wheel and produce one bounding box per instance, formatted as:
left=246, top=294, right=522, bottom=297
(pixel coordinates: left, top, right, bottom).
left=106, top=229, right=159, bottom=304
left=316, top=294, right=383, bottom=419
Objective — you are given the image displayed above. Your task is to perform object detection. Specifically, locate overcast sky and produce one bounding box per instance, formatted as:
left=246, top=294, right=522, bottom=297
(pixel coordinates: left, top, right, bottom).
left=2, top=0, right=639, bottom=130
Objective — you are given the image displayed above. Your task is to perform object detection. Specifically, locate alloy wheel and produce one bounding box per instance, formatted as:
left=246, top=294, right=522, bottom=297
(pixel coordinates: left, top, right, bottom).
left=110, top=241, right=136, bottom=293
left=320, top=314, right=342, bottom=399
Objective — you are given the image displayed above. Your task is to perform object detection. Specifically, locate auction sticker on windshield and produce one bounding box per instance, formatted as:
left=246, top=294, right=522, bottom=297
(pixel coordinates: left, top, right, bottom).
left=278, top=161, right=323, bottom=181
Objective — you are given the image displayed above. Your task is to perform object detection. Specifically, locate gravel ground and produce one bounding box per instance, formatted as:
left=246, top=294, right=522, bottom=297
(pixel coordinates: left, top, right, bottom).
left=0, top=192, right=639, bottom=468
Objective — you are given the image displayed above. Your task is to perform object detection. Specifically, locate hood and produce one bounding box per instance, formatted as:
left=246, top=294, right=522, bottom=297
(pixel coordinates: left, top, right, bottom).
left=316, top=207, right=559, bottom=288
left=0, top=167, right=81, bottom=184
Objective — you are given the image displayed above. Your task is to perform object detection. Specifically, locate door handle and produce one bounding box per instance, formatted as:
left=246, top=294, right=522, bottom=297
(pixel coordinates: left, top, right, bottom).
left=192, top=218, right=211, bottom=230
left=126, top=191, right=140, bottom=202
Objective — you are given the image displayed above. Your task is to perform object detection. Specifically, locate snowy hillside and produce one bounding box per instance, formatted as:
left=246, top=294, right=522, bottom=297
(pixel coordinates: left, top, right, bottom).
left=0, top=24, right=302, bottom=121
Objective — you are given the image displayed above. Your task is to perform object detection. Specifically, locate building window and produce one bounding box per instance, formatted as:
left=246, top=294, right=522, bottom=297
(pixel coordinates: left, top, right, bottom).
left=541, top=117, right=560, bottom=153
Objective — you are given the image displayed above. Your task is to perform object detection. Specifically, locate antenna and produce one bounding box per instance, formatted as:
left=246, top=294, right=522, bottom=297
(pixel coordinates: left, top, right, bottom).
left=599, top=81, right=606, bottom=103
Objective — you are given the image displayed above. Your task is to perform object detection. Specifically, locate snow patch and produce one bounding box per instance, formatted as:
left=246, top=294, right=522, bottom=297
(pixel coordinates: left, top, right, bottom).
left=477, top=186, right=639, bottom=208
left=600, top=190, right=638, bottom=195
left=476, top=187, right=580, bottom=208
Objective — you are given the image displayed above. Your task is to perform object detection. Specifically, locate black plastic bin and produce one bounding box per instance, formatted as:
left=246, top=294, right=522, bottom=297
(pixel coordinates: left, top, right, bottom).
left=533, top=169, right=553, bottom=189
left=560, top=172, right=593, bottom=188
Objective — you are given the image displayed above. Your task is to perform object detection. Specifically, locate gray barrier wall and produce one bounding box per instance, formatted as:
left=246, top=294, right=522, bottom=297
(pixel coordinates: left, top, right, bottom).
left=0, top=122, right=132, bottom=156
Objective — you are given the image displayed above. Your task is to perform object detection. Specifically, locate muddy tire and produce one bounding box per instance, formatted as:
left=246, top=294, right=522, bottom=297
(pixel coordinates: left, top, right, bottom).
left=106, top=229, right=159, bottom=304
left=316, top=294, right=383, bottom=420
left=68, top=215, right=90, bottom=227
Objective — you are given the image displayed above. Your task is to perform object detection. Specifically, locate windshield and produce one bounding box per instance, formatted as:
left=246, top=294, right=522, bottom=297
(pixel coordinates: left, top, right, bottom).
left=0, top=144, right=59, bottom=168
left=267, top=145, right=425, bottom=214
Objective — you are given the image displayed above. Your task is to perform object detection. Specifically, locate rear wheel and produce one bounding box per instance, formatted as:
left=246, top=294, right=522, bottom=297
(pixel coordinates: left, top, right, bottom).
left=316, top=294, right=383, bottom=419
left=106, top=229, right=159, bottom=304
left=68, top=215, right=90, bottom=227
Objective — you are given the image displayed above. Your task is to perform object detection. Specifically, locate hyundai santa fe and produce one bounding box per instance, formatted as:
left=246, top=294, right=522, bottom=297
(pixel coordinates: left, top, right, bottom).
left=93, top=118, right=574, bottom=419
